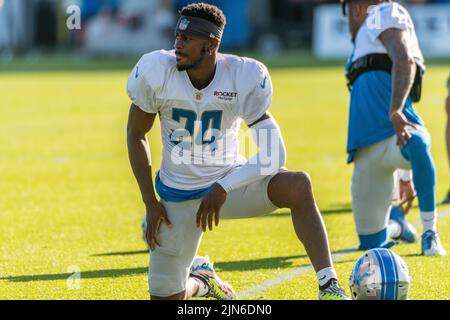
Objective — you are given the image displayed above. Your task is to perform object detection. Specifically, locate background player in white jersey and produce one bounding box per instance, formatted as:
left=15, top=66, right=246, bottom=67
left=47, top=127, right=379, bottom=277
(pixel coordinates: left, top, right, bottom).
left=341, top=0, right=446, bottom=255
left=126, top=3, right=348, bottom=300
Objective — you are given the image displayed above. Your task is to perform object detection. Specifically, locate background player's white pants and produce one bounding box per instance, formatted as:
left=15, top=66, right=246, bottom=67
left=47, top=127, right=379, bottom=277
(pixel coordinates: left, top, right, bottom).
left=352, top=135, right=412, bottom=235
left=149, top=173, right=280, bottom=297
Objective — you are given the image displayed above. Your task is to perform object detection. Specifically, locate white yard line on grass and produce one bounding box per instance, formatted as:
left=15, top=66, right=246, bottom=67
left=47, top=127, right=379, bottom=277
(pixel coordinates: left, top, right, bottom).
left=237, top=209, right=450, bottom=299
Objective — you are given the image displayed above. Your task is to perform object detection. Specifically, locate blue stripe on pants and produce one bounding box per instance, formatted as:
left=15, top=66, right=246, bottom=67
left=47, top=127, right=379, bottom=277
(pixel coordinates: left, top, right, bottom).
left=400, top=129, right=436, bottom=212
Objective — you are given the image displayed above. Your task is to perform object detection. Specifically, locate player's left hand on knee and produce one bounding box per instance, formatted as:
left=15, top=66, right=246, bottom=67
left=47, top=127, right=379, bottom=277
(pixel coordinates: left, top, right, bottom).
left=399, top=180, right=416, bottom=214
left=196, top=183, right=227, bottom=232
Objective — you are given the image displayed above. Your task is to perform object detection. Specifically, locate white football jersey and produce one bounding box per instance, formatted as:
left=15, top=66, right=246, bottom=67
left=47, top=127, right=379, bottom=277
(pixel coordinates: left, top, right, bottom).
left=352, top=2, right=424, bottom=69
left=127, top=50, right=273, bottom=190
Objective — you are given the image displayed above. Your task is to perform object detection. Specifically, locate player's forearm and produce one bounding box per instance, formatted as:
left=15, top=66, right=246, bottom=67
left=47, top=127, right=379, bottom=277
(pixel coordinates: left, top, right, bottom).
left=389, top=58, right=415, bottom=116
left=127, top=134, right=159, bottom=207
left=379, top=28, right=416, bottom=117
left=217, top=117, right=286, bottom=192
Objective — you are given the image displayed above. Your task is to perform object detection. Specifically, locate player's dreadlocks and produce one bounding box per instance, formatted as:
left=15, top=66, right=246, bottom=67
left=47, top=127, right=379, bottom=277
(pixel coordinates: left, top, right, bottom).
left=180, top=2, right=226, bottom=30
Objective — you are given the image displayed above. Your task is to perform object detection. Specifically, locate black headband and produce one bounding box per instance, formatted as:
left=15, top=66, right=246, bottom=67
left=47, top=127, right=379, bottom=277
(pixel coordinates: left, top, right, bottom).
left=175, top=15, right=223, bottom=40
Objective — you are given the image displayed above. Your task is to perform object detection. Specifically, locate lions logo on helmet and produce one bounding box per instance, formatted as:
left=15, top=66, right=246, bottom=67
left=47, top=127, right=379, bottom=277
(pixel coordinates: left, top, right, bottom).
left=349, top=248, right=411, bottom=300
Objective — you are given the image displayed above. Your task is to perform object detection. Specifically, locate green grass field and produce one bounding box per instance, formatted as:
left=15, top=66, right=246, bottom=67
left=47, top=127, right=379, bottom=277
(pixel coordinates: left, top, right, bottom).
left=0, top=59, right=449, bottom=300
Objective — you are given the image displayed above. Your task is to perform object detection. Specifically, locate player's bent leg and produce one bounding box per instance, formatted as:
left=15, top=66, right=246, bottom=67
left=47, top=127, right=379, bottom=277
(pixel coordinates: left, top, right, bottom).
left=399, top=128, right=446, bottom=256
left=183, top=175, right=290, bottom=300
left=267, top=170, right=349, bottom=300
left=400, top=128, right=436, bottom=213
left=267, top=171, right=333, bottom=271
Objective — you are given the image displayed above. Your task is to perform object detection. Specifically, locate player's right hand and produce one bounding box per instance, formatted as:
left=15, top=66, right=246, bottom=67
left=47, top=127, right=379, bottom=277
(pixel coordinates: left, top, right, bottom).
left=146, top=202, right=172, bottom=251
left=390, top=111, right=417, bottom=147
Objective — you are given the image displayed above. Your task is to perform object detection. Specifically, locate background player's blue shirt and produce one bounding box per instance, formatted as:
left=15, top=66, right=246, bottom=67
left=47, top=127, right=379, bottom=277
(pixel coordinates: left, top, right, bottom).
left=346, top=70, right=424, bottom=163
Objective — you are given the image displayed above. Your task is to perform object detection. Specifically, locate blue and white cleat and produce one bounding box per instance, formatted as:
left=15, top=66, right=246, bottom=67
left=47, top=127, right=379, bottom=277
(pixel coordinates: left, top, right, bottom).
left=390, top=207, right=418, bottom=243
left=421, top=230, right=446, bottom=256
left=318, top=279, right=350, bottom=300
left=190, top=256, right=236, bottom=300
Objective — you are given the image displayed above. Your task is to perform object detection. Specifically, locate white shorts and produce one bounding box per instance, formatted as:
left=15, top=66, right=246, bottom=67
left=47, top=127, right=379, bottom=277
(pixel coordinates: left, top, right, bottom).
left=352, top=134, right=413, bottom=235
left=149, top=173, right=280, bottom=297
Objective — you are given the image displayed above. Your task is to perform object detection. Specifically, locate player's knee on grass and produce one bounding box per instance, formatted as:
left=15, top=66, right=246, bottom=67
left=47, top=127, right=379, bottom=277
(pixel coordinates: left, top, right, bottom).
left=151, top=291, right=186, bottom=300
left=149, top=248, right=192, bottom=298
left=149, top=272, right=187, bottom=299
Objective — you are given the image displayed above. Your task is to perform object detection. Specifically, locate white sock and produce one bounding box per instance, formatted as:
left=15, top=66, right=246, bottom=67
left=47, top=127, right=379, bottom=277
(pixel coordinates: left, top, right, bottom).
left=388, top=220, right=402, bottom=238
left=192, top=277, right=209, bottom=297
left=421, top=211, right=437, bottom=233
left=317, top=267, right=338, bottom=287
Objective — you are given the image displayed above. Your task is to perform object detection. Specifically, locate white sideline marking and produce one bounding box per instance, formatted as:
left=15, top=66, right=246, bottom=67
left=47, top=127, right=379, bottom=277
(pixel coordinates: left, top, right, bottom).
left=236, top=265, right=314, bottom=299
left=237, top=209, right=450, bottom=299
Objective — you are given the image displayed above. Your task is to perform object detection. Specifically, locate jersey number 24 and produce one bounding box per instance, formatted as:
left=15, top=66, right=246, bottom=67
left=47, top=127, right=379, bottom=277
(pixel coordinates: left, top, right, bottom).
left=171, top=108, right=223, bottom=146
